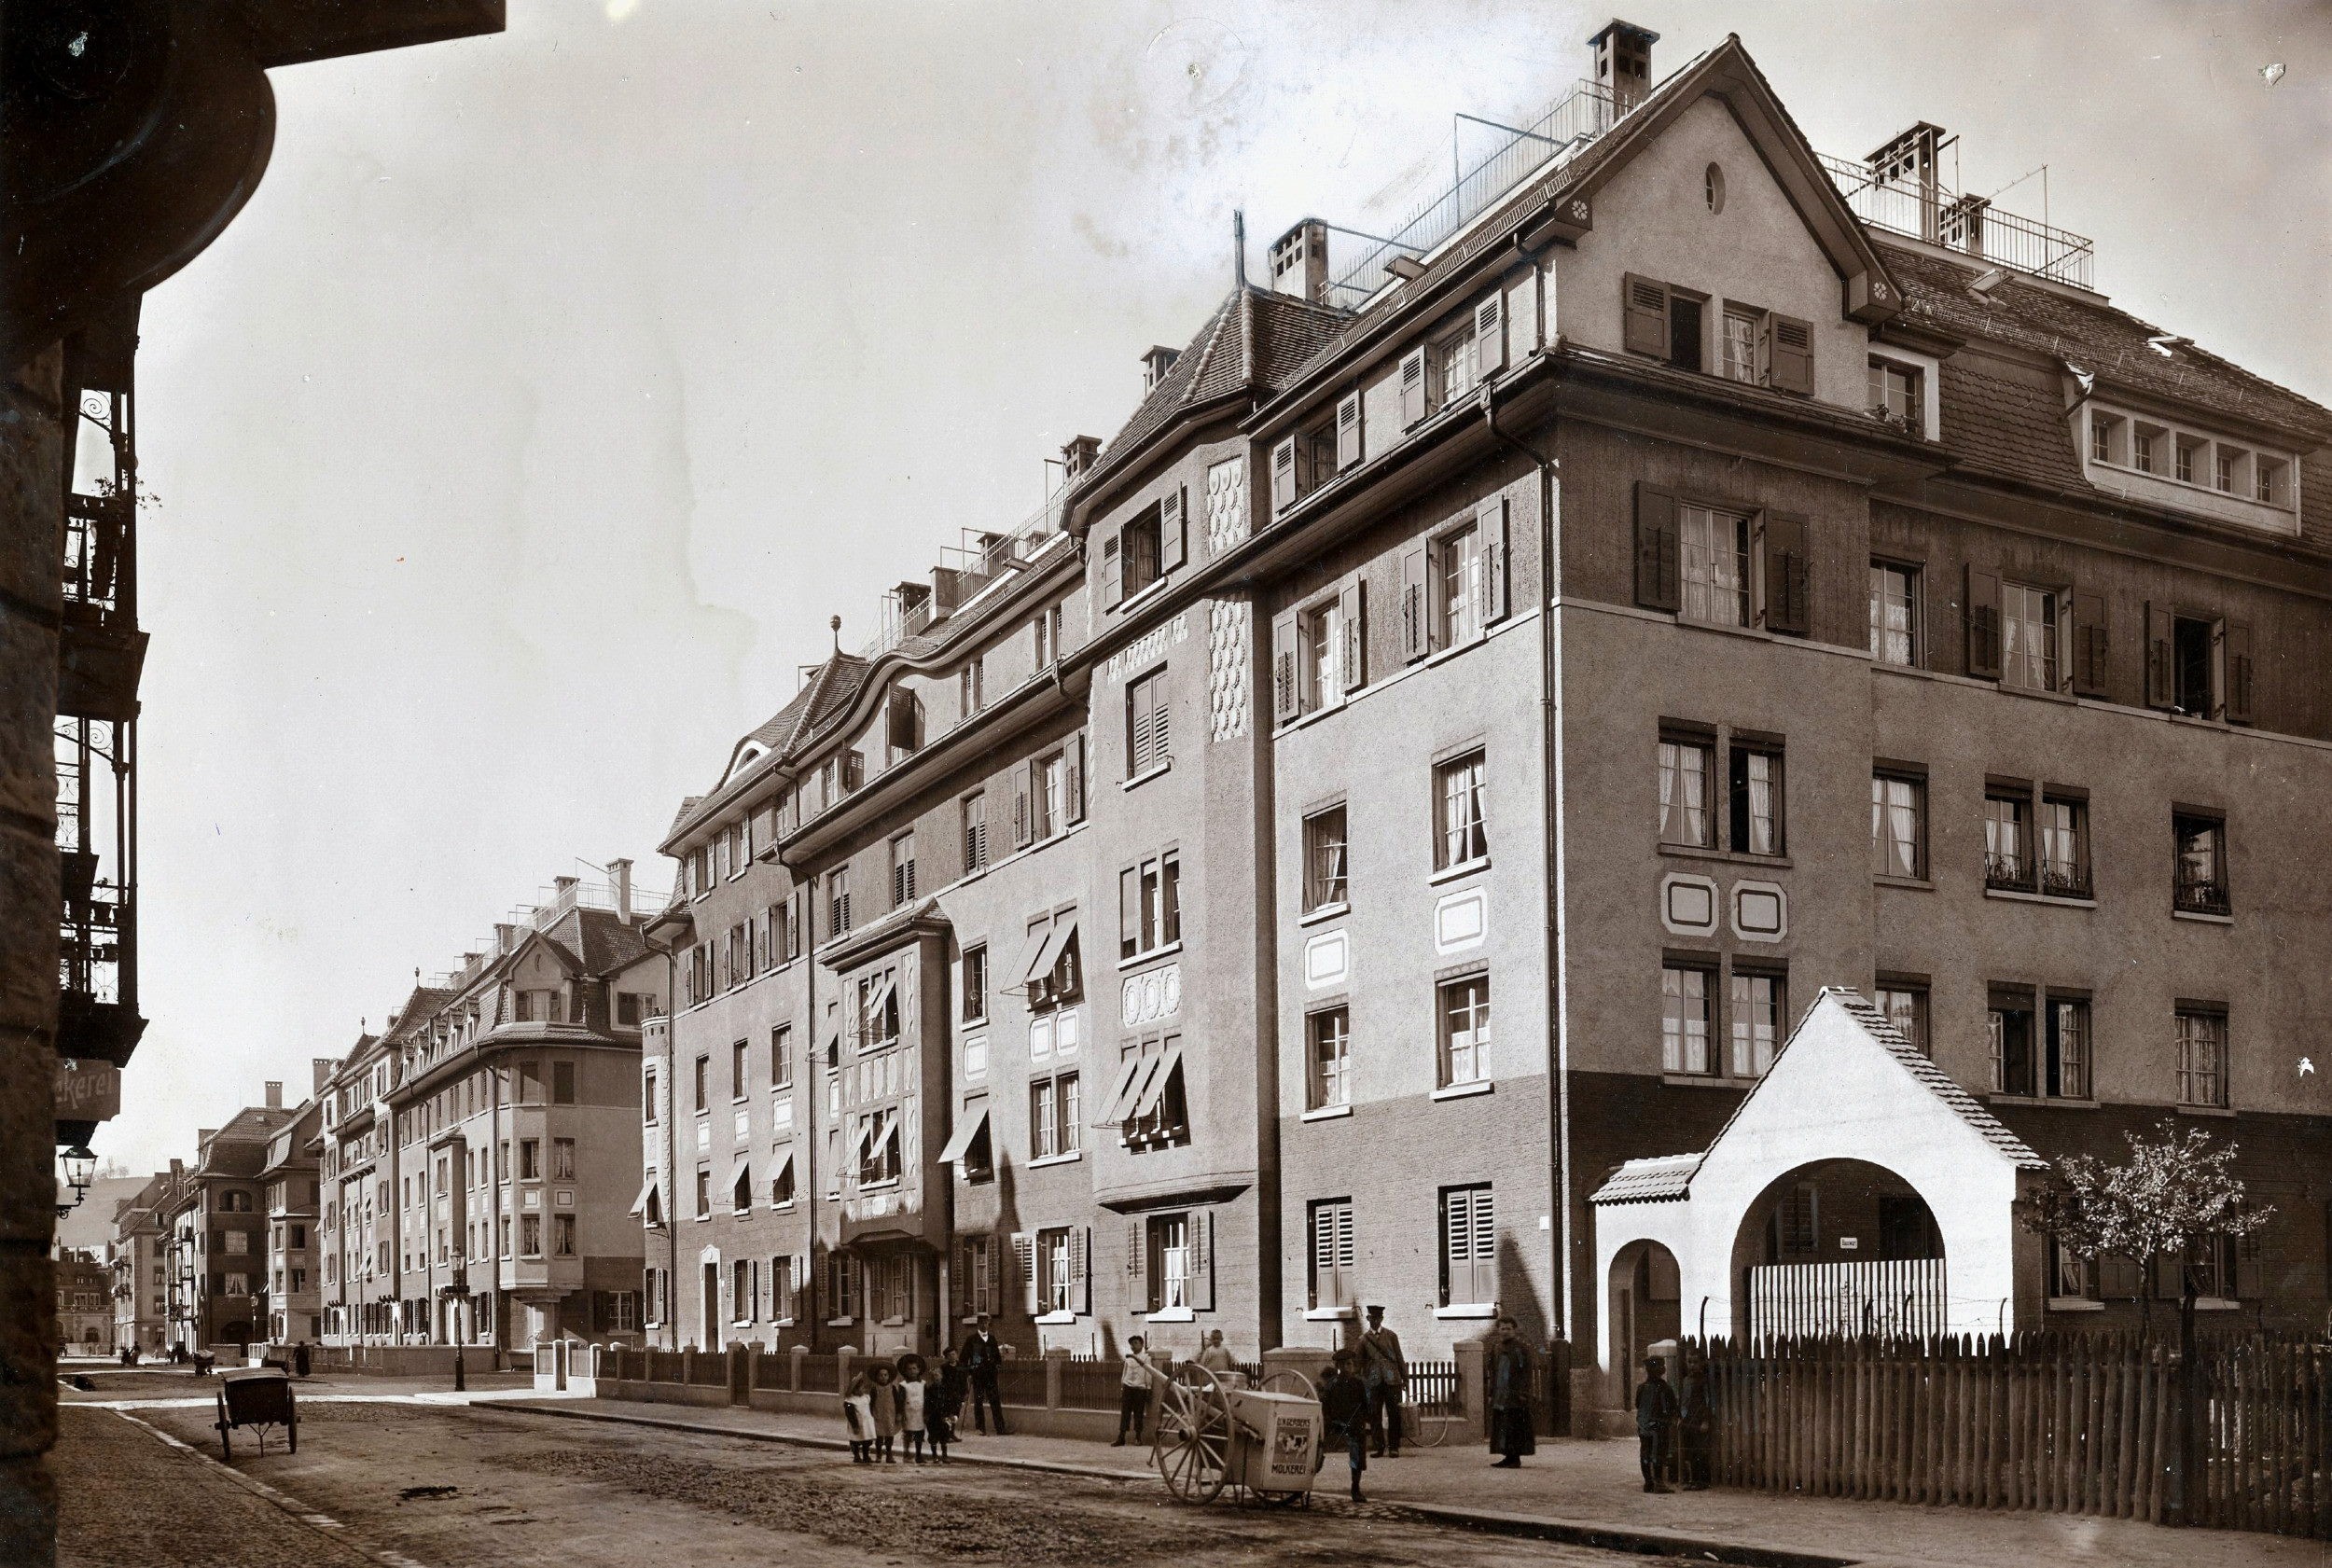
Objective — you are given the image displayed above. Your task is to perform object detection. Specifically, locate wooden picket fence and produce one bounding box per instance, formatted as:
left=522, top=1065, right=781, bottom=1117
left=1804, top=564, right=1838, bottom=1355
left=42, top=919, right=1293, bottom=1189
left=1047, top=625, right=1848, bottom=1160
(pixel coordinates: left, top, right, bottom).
left=1696, top=1332, right=2331, bottom=1541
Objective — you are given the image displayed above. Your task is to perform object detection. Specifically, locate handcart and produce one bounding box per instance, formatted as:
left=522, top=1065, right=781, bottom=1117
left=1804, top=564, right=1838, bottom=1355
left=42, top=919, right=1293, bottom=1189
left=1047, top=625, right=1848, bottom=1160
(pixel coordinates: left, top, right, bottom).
left=215, top=1367, right=298, bottom=1460
left=1150, top=1363, right=1321, bottom=1506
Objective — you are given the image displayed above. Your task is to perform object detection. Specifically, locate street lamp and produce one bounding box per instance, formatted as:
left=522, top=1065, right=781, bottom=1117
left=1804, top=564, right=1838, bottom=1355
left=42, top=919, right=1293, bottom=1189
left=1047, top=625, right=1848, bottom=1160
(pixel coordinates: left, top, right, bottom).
left=56, top=1145, right=96, bottom=1217
left=439, top=1245, right=469, bottom=1392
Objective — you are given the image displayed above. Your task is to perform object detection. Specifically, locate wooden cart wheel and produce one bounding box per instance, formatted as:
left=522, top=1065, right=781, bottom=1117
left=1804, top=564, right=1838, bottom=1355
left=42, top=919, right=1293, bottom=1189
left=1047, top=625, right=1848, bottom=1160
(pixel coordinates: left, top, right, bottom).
left=1152, top=1363, right=1229, bottom=1504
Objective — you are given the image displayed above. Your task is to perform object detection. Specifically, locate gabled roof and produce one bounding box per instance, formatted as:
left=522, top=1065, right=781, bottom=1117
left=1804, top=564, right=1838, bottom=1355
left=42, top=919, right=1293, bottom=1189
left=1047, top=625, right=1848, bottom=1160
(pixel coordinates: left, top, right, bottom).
left=533, top=905, right=650, bottom=978
left=666, top=654, right=871, bottom=851
left=382, top=986, right=454, bottom=1044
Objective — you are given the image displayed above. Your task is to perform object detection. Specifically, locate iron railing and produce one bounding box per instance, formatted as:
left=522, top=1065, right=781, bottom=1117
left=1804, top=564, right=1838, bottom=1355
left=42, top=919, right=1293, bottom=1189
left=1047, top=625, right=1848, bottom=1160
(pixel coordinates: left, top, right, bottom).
left=1818, top=152, right=2094, bottom=288
left=858, top=490, right=1069, bottom=663
left=1983, top=851, right=2033, bottom=893
left=2174, top=875, right=2232, bottom=917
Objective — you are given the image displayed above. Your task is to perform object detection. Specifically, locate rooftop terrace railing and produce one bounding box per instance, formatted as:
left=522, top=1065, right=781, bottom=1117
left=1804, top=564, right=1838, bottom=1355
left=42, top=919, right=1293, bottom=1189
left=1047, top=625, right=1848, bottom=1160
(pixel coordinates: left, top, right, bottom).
left=857, top=485, right=1069, bottom=662
left=1817, top=152, right=2094, bottom=289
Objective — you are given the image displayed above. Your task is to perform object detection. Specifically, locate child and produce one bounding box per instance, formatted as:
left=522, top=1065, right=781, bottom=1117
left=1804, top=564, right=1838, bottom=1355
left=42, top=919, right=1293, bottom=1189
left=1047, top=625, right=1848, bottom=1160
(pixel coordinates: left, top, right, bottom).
left=928, top=1347, right=963, bottom=1463
left=896, top=1355, right=930, bottom=1464
left=867, top=1362, right=902, bottom=1464
left=842, top=1370, right=875, bottom=1464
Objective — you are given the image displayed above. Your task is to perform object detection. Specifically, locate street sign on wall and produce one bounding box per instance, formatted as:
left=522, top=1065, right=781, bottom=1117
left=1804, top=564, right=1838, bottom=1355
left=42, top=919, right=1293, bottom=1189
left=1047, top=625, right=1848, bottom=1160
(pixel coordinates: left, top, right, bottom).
left=55, top=1059, right=122, bottom=1123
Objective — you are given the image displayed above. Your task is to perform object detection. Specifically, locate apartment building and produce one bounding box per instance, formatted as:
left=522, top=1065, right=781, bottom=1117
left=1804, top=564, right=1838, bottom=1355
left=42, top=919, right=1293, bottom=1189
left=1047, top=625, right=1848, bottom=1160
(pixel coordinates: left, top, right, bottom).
left=157, top=1094, right=298, bottom=1352
left=318, top=868, right=663, bottom=1350
left=106, top=1174, right=173, bottom=1355
left=260, top=1077, right=332, bottom=1346
left=642, top=23, right=2332, bottom=1415
left=54, top=1252, right=113, bottom=1355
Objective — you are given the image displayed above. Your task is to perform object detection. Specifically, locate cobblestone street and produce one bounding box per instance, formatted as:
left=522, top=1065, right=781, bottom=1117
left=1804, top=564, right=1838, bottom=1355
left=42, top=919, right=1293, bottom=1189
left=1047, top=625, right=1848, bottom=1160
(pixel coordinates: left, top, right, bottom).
left=61, top=1395, right=1700, bottom=1568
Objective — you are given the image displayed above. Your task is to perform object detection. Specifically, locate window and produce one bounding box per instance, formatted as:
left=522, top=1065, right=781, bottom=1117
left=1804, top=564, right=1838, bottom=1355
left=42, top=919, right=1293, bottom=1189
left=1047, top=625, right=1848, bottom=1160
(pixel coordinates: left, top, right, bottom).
left=1127, top=670, right=1171, bottom=776
left=962, top=792, right=989, bottom=873
left=1434, top=750, right=1487, bottom=869
left=1118, top=852, right=1181, bottom=960
left=2215, top=449, right=2236, bottom=492
left=1876, top=984, right=1927, bottom=1055
left=2173, top=812, right=2228, bottom=915
left=1658, top=736, right=1714, bottom=849
left=825, top=1253, right=858, bottom=1320
left=770, top=1024, right=793, bottom=1089
left=1868, top=562, right=1918, bottom=666
left=1306, top=1006, right=1351, bottom=1111
left=2132, top=426, right=2157, bottom=474
left=1302, top=805, right=1348, bottom=912
left=1871, top=770, right=1925, bottom=879
left=692, top=1056, right=708, bottom=1113
left=694, top=1168, right=710, bottom=1219
left=1437, top=975, right=1490, bottom=1088
left=856, top=1110, right=900, bottom=1186
left=1030, top=1073, right=1080, bottom=1159
left=1729, top=970, right=1783, bottom=1077
left=2001, top=582, right=2060, bottom=691
left=1989, top=990, right=2038, bottom=1097
left=1722, top=307, right=1761, bottom=383
left=2256, top=458, right=2285, bottom=505
left=1679, top=504, right=1750, bottom=627
left=890, top=832, right=916, bottom=907
left=1032, top=1226, right=1075, bottom=1315
left=520, top=1139, right=541, bottom=1180
left=1309, top=1199, right=1356, bottom=1311
left=521, top=1215, right=543, bottom=1256
left=2047, top=996, right=2091, bottom=1101
left=1728, top=741, right=1784, bottom=856
left=1867, top=357, right=1923, bottom=435
left=827, top=867, right=852, bottom=938
left=1984, top=788, right=2033, bottom=890
left=1120, top=506, right=1163, bottom=601
left=1300, top=598, right=1341, bottom=712
left=731, top=1258, right=754, bottom=1322
left=2172, top=616, right=2216, bottom=715
left=1773, top=1184, right=1817, bottom=1258
left=1654, top=960, right=1715, bottom=1073
left=2175, top=436, right=2200, bottom=484
left=857, top=970, right=900, bottom=1051
left=730, top=1039, right=749, bottom=1101
left=1433, top=523, right=1483, bottom=646
left=1143, top=1212, right=1193, bottom=1311
left=961, top=946, right=988, bottom=1024
left=1031, top=748, right=1068, bottom=841
left=1668, top=293, right=1704, bottom=372
left=551, top=1139, right=576, bottom=1181
left=959, top=658, right=984, bottom=718
left=2176, top=1008, right=2228, bottom=1107
left=2091, top=413, right=2117, bottom=463
left=2038, top=794, right=2091, bottom=898
left=1440, top=1186, right=1496, bottom=1307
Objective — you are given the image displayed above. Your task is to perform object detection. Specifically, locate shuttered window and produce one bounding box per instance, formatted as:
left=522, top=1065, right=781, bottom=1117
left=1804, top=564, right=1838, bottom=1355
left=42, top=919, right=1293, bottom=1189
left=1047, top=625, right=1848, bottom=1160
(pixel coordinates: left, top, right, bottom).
left=1127, top=670, right=1171, bottom=776
left=1310, top=1199, right=1356, bottom=1311
left=1440, top=1186, right=1496, bottom=1307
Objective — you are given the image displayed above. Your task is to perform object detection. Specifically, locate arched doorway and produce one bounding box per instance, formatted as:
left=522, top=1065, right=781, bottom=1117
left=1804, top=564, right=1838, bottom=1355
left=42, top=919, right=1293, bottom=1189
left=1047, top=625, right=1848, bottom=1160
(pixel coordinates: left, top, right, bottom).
left=1727, top=1159, right=1945, bottom=1341
left=1606, top=1240, right=1681, bottom=1402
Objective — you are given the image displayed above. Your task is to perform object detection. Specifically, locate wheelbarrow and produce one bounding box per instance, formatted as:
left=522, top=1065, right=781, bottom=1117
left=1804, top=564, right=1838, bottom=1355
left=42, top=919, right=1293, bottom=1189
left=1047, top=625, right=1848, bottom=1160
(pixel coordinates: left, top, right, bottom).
left=215, top=1367, right=298, bottom=1460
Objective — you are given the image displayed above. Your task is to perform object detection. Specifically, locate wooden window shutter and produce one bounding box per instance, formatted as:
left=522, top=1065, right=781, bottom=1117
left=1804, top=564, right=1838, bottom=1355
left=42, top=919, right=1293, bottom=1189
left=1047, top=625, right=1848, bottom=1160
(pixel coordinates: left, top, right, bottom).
left=1770, top=315, right=1814, bottom=395
left=2234, top=1230, right=2266, bottom=1298
left=1188, top=1210, right=1215, bottom=1311
left=1270, top=610, right=1300, bottom=725
left=1759, top=511, right=1811, bottom=636
left=1622, top=273, right=1669, bottom=358
left=2152, top=1250, right=2184, bottom=1302
left=2072, top=590, right=2109, bottom=697
left=1398, top=347, right=1427, bottom=427
left=1125, top=1217, right=1147, bottom=1310
left=1271, top=437, right=1298, bottom=513
left=1474, top=293, right=1505, bottom=381
left=1012, top=772, right=1033, bottom=849
left=1013, top=1231, right=1037, bottom=1315
left=2144, top=601, right=2174, bottom=708
left=1065, top=732, right=1087, bottom=824
left=1101, top=530, right=1123, bottom=609
left=1632, top=483, right=1680, bottom=613
left=1069, top=1227, right=1090, bottom=1314
left=1964, top=566, right=2003, bottom=679
left=1400, top=545, right=1428, bottom=660
left=2097, top=1251, right=2142, bottom=1300
left=1336, top=392, right=1363, bottom=471
left=1128, top=679, right=1154, bottom=774
left=1159, top=486, right=1187, bottom=574
left=1118, top=867, right=1139, bottom=955
left=1479, top=496, right=1511, bottom=623
left=2224, top=619, right=2255, bottom=724
left=1339, top=579, right=1366, bottom=692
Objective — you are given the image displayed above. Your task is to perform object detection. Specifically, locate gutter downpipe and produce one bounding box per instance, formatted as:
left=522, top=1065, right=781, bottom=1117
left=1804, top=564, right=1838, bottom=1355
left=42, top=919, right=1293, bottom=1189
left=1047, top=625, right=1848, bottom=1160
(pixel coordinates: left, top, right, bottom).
left=1479, top=362, right=1574, bottom=1381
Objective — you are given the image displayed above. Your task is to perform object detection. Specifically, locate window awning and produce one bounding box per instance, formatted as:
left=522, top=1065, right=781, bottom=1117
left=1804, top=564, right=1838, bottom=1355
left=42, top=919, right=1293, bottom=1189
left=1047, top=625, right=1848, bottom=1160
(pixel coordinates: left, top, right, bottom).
left=1133, top=1044, right=1185, bottom=1119
left=1015, top=924, right=1053, bottom=985
left=1098, top=1053, right=1149, bottom=1126
left=1020, top=917, right=1077, bottom=985
left=627, top=1173, right=659, bottom=1218
left=864, top=971, right=896, bottom=1019
left=770, top=1147, right=794, bottom=1185
left=937, top=1103, right=991, bottom=1164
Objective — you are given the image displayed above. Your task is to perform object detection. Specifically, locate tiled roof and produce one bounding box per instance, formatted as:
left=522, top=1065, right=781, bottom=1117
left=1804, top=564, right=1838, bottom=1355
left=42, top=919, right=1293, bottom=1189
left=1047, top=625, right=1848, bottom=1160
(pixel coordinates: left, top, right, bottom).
left=1589, top=1152, right=1700, bottom=1205
left=668, top=654, right=873, bottom=848
left=1936, top=359, right=2087, bottom=492
left=558, top=906, right=651, bottom=977
left=1883, top=243, right=2332, bottom=441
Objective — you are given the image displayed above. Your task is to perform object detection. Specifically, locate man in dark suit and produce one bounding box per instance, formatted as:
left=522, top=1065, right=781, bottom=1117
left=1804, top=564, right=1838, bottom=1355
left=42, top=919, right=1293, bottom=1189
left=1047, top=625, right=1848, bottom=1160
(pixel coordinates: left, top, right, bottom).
left=959, top=1313, right=1008, bottom=1436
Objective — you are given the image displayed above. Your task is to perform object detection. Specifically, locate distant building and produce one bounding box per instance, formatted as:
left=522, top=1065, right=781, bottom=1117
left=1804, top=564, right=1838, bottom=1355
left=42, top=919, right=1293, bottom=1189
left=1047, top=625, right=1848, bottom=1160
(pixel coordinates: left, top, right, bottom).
left=317, top=867, right=665, bottom=1350
left=157, top=1094, right=299, bottom=1352
left=54, top=1252, right=113, bottom=1355
left=106, top=1173, right=174, bottom=1354
left=261, top=1068, right=336, bottom=1345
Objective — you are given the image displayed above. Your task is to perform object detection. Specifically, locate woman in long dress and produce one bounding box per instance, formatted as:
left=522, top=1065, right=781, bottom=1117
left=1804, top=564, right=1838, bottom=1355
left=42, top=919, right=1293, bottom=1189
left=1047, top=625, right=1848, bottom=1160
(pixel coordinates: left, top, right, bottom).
left=1485, top=1316, right=1536, bottom=1467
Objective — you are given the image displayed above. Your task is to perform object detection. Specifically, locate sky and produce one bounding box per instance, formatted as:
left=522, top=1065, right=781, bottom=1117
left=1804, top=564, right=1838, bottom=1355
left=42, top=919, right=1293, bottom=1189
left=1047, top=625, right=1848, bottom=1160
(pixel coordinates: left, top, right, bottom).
left=111, top=0, right=2330, bottom=1172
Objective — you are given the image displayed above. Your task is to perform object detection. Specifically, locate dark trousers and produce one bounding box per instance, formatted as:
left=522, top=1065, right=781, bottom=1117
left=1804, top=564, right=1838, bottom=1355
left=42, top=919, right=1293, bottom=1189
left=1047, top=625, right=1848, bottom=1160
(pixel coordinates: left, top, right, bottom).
left=1639, top=1425, right=1673, bottom=1485
left=1116, top=1385, right=1150, bottom=1442
left=1365, top=1383, right=1403, bottom=1453
left=1679, top=1424, right=1710, bottom=1487
left=968, top=1374, right=1007, bottom=1434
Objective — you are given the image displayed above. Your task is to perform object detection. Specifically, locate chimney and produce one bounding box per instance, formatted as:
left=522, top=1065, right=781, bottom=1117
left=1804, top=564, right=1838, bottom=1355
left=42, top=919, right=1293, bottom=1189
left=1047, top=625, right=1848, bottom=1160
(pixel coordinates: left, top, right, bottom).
left=495, top=923, right=518, bottom=954
left=312, top=1057, right=336, bottom=1096
left=169, top=1159, right=182, bottom=1178
left=1141, top=345, right=1181, bottom=392
left=1867, top=122, right=1948, bottom=243
left=1589, top=20, right=1659, bottom=115
left=1268, top=218, right=1329, bottom=306
left=1061, top=435, right=1101, bottom=482
left=264, top=1081, right=283, bottom=1110
left=608, top=858, right=633, bottom=923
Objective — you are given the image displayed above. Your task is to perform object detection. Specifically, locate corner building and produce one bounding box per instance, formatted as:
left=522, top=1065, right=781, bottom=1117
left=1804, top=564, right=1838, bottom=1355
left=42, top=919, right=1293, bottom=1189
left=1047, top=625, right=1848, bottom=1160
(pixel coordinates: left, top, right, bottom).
left=645, top=23, right=2332, bottom=1422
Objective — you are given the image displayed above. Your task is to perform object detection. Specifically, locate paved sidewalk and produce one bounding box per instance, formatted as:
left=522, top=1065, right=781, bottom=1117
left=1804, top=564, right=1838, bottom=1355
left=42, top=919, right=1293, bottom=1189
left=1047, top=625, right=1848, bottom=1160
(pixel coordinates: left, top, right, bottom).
left=479, top=1395, right=2321, bottom=1568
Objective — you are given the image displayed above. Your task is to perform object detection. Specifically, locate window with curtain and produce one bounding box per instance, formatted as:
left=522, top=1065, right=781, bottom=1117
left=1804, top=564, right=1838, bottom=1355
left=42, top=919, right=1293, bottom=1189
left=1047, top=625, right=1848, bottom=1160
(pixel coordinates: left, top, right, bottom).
left=2001, top=582, right=2059, bottom=690
left=1679, top=504, right=1751, bottom=627
left=1307, top=1006, right=1351, bottom=1110
left=1659, top=738, right=1713, bottom=848
left=1868, top=562, right=1918, bottom=665
left=1303, top=806, right=1348, bottom=911
left=1437, top=977, right=1490, bottom=1087
left=1984, top=791, right=2032, bottom=888
left=2039, top=796, right=2090, bottom=897
left=1871, top=772, right=1923, bottom=878
left=1435, top=751, right=1488, bottom=868
left=1729, top=971, right=1783, bottom=1076
left=1728, top=742, right=1783, bottom=854
left=2175, top=1009, right=2227, bottom=1107
left=1662, top=964, right=1713, bottom=1075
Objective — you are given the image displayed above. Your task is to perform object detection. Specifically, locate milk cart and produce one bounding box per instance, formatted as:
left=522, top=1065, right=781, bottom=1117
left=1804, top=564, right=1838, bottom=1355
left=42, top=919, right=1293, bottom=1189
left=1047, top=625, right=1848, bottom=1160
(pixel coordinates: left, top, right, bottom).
left=1150, top=1364, right=1321, bottom=1506
left=215, top=1367, right=298, bottom=1460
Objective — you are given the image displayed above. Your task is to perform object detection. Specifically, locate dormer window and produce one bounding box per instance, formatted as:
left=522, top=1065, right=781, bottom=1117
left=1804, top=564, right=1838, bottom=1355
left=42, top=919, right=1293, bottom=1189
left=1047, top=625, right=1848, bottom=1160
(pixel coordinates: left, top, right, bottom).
left=1867, top=358, right=1923, bottom=437
left=2076, top=402, right=2297, bottom=533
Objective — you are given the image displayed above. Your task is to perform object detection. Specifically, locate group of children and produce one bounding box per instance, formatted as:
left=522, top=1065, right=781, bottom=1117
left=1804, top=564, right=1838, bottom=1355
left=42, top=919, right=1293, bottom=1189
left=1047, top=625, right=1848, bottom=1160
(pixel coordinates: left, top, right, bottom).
left=842, top=1346, right=965, bottom=1464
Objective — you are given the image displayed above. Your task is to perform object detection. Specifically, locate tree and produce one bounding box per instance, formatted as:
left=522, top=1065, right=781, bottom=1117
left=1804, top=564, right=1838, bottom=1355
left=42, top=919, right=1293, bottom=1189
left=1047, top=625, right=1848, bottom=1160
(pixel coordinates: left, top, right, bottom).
left=2016, top=1118, right=2271, bottom=1525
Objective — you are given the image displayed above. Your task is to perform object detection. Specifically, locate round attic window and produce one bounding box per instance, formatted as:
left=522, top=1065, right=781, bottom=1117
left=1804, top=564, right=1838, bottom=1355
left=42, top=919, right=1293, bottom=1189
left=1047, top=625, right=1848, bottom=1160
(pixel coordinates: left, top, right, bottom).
left=1705, top=163, right=1727, bottom=214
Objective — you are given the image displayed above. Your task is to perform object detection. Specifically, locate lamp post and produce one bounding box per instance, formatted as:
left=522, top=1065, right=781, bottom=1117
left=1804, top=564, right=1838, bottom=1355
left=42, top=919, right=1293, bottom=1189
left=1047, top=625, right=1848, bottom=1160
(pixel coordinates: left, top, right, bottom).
left=441, top=1245, right=469, bottom=1392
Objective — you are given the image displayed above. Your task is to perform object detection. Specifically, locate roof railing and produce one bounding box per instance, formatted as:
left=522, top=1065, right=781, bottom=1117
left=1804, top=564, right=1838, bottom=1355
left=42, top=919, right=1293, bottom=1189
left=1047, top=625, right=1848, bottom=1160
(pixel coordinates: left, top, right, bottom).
left=1818, top=152, right=2094, bottom=289
left=857, top=485, right=1069, bottom=661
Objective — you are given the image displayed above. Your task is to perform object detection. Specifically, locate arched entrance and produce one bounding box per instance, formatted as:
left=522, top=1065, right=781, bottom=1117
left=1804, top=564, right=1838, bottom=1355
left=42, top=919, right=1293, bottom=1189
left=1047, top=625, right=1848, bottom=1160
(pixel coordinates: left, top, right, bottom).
left=1606, top=1240, right=1681, bottom=1401
left=1728, top=1159, right=1945, bottom=1341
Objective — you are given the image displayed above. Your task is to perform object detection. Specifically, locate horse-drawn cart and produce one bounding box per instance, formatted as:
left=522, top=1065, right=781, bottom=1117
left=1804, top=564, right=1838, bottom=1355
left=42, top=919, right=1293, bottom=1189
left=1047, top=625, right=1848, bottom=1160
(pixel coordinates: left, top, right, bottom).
left=1150, top=1364, right=1321, bottom=1506
left=215, top=1367, right=298, bottom=1460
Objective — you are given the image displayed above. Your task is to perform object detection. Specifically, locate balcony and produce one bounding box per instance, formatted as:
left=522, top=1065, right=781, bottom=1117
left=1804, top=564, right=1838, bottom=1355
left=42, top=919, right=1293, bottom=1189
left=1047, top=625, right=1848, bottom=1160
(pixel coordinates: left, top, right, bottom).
left=2173, top=876, right=2231, bottom=918
left=1817, top=151, right=2094, bottom=289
